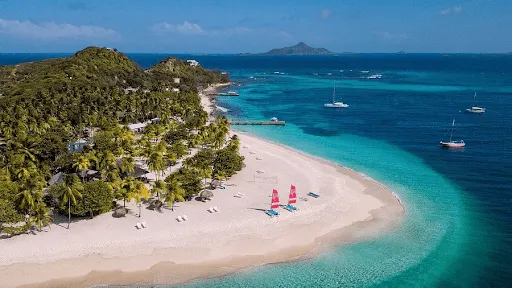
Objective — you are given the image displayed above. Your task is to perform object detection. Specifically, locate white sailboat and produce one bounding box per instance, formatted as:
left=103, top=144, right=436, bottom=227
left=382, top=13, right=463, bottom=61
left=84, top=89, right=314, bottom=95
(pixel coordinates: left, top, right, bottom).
left=324, top=84, right=348, bottom=108
left=465, top=92, right=486, bottom=113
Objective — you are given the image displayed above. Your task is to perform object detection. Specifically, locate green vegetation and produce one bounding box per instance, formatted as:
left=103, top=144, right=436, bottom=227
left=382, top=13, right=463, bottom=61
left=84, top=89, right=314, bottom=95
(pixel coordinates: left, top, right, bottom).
left=0, top=47, right=242, bottom=237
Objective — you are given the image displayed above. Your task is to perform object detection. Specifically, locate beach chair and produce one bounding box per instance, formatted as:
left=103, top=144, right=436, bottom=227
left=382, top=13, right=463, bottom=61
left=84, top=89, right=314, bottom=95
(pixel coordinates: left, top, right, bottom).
left=234, top=192, right=244, bottom=198
left=299, top=196, right=308, bottom=202
left=135, top=223, right=142, bottom=229
left=182, top=215, right=188, bottom=221
left=249, top=151, right=256, bottom=154
left=256, top=157, right=263, bottom=160
left=141, top=221, right=147, bottom=228
left=213, top=206, right=219, bottom=212
left=307, top=192, right=320, bottom=198
left=219, top=186, right=226, bottom=190
left=176, top=216, right=183, bottom=222
left=284, top=204, right=297, bottom=212
left=208, top=207, right=215, bottom=213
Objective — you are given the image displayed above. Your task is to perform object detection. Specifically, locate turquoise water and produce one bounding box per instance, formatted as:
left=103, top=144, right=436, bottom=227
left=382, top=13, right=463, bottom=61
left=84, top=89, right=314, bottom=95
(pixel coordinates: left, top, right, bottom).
left=2, top=54, right=510, bottom=287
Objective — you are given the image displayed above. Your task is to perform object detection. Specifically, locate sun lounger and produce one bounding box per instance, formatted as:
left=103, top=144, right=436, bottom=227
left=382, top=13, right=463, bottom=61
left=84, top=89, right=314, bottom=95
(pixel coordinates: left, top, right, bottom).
left=136, top=223, right=142, bottom=229
left=141, top=221, right=147, bottom=228
left=307, top=192, right=320, bottom=198
left=176, top=216, right=183, bottom=222
left=265, top=209, right=279, bottom=217
left=284, top=204, right=297, bottom=212
left=182, top=215, right=188, bottom=221
left=249, top=151, right=256, bottom=154
left=256, top=157, right=263, bottom=160
left=219, top=186, right=226, bottom=190
left=299, top=196, right=308, bottom=202
left=208, top=207, right=215, bottom=213
left=213, top=206, right=219, bottom=212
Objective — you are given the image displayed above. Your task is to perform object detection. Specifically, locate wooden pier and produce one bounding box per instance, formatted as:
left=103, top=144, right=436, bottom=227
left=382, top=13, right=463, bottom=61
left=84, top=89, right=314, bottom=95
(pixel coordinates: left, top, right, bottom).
left=229, top=120, right=285, bottom=126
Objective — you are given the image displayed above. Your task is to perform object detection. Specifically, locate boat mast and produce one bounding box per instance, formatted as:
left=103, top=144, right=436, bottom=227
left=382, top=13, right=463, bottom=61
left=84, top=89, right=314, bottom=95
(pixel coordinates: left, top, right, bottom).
left=450, top=119, right=455, bottom=142
left=333, top=83, right=336, bottom=103
left=473, top=92, right=477, bottom=106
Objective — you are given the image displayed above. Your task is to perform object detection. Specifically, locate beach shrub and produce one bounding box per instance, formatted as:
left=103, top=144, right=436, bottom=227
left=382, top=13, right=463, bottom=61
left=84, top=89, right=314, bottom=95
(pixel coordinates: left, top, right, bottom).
left=168, top=168, right=202, bottom=197
left=213, top=147, right=245, bottom=178
left=0, top=199, right=25, bottom=231
left=51, top=181, right=114, bottom=217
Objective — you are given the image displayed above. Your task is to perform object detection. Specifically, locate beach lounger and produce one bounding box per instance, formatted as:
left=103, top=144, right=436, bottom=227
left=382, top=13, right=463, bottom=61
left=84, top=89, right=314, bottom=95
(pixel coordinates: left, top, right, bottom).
left=141, top=221, right=147, bottom=228
left=307, top=192, right=320, bottom=198
left=299, top=196, right=308, bottom=202
left=219, top=186, right=226, bottom=190
left=176, top=216, right=183, bottom=222
left=135, top=223, right=142, bottom=229
left=213, top=206, right=219, bottom=212
left=256, top=157, right=263, bottom=160
left=208, top=207, right=215, bottom=213
left=182, top=215, right=188, bottom=221
left=249, top=151, right=256, bottom=154
left=284, top=204, right=297, bottom=212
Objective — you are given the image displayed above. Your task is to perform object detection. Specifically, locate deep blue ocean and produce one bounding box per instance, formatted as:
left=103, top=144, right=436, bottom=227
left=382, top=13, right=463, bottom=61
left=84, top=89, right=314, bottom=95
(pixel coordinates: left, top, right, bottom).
left=2, top=53, right=511, bottom=287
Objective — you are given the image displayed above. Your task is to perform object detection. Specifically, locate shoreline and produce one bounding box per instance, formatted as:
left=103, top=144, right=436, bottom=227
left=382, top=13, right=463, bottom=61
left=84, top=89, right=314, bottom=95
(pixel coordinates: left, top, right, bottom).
left=0, top=84, right=404, bottom=288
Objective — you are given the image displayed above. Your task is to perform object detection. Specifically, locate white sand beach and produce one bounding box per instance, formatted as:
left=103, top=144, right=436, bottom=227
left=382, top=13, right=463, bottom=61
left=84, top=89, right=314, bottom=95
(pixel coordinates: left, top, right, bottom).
left=0, top=87, right=404, bottom=288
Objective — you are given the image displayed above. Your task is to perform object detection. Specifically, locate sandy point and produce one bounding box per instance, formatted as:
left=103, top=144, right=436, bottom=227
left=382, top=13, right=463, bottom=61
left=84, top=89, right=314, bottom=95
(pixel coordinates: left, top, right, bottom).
left=0, top=130, right=404, bottom=288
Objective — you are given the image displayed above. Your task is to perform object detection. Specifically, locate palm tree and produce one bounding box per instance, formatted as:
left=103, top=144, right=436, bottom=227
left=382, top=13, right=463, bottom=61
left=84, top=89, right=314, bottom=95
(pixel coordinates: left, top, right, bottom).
left=31, top=200, right=53, bottom=232
left=72, top=154, right=91, bottom=181
left=119, top=155, right=135, bottom=176
left=132, top=180, right=150, bottom=217
left=59, top=175, right=83, bottom=229
left=16, top=189, right=35, bottom=214
left=165, top=151, right=177, bottom=173
left=148, top=152, right=165, bottom=182
left=214, top=170, right=227, bottom=187
left=198, top=166, right=213, bottom=188
left=165, top=176, right=185, bottom=211
left=118, top=177, right=136, bottom=208
left=151, top=179, right=167, bottom=199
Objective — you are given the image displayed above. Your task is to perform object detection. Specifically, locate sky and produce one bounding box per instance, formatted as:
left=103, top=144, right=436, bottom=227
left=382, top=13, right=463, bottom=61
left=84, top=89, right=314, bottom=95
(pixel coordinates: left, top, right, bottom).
left=0, top=0, right=511, bottom=53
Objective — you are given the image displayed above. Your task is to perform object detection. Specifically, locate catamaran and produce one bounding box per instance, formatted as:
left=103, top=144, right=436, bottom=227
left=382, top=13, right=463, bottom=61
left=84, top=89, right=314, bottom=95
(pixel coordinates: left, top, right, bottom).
left=266, top=189, right=280, bottom=217
left=465, top=92, right=486, bottom=113
left=284, top=185, right=298, bottom=212
left=324, top=84, right=348, bottom=108
left=440, top=119, right=465, bottom=148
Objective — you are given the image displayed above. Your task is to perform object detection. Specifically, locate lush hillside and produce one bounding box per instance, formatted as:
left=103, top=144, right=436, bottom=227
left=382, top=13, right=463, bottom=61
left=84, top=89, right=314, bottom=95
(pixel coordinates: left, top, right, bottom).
left=0, top=47, right=242, bottom=237
left=259, top=42, right=333, bottom=55
left=0, top=47, right=228, bottom=99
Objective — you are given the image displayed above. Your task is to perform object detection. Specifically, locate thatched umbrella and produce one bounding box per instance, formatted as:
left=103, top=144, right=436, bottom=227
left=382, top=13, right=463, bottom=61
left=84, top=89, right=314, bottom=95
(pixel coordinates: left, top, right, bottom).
left=199, top=190, right=214, bottom=201
left=210, top=179, right=221, bottom=189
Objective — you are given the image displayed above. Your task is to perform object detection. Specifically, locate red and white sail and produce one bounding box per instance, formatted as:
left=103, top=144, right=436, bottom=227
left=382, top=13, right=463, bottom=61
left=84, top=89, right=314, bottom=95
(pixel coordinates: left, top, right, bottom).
left=289, top=185, right=297, bottom=204
left=271, top=189, right=280, bottom=209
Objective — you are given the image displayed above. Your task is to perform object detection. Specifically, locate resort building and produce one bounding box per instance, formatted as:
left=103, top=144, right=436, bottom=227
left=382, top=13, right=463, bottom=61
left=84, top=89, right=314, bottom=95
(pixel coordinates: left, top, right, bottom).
left=187, top=60, right=199, bottom=67
left=173, top=78, right=181, bottom=84
left=128, top=122, right=147, bottom=133
left=172, top=88, right=180, bottom=93
left=68, top=139, right=88, bottom=153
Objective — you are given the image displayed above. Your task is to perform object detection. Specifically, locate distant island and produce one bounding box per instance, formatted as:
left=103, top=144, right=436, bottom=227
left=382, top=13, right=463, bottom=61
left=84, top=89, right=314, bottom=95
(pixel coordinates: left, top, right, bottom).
left=237, top=42, right=334, bottom=56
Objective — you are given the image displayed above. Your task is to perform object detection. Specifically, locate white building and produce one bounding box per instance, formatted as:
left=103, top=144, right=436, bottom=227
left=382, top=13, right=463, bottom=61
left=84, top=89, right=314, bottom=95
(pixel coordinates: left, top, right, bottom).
left=172, top=88, right=180, bottom=93
left=187, top=60, right=199, bottom=67
left=128, top=123, right=147, bottom=133
left=173, top=78, right=181, bottom=84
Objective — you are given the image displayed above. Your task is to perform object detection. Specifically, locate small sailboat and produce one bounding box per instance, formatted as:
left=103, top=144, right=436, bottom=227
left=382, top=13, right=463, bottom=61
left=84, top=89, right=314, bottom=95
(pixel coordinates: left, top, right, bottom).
left=266, top=189, right=280, bottom=217
left=465, top=92, right=486, bottom=113
left=324, top=84, right=348, bottom=108
left=284, top=185, right=298, bottom=212
left=440, top=119, right=465, bottom=148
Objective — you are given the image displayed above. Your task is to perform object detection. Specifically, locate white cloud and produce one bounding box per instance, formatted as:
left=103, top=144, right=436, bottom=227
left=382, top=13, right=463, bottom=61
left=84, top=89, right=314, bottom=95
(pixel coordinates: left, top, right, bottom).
left=379, top=32, right=409, bottom=40
left=321, top=9, right=332, bottom=19
left=0, top=18, right=117, bottom=39
left=152, top=21, right=281, bottom=37
left=153, top=21, right=205, bottom=35
left=439, top=6, right=463, bottom=15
